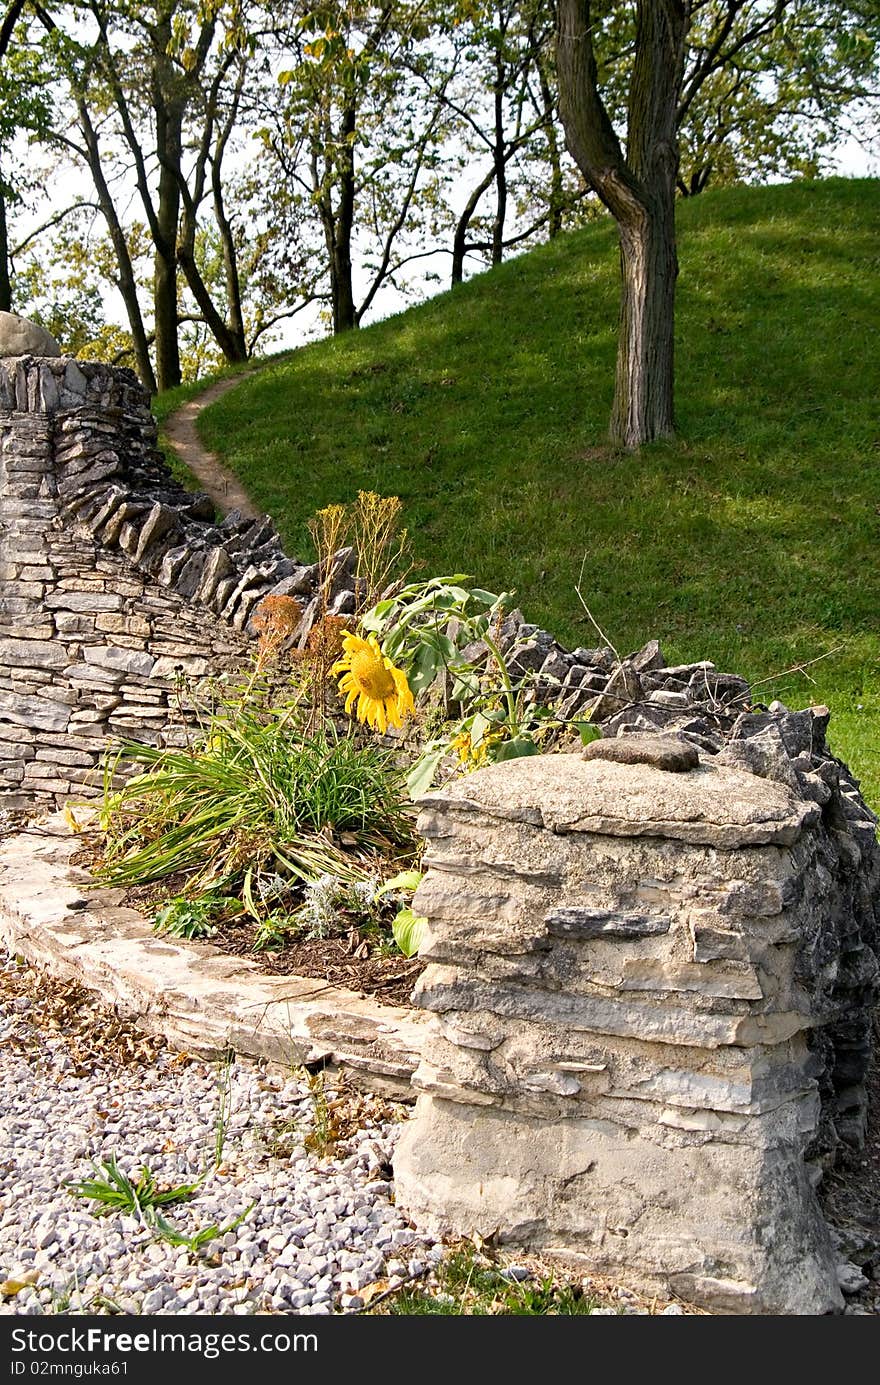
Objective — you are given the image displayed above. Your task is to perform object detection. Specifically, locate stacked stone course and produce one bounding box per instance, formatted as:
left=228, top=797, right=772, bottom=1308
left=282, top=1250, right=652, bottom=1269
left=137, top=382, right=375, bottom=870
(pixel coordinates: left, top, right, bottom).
left=0, top=356, right=353, bottom=809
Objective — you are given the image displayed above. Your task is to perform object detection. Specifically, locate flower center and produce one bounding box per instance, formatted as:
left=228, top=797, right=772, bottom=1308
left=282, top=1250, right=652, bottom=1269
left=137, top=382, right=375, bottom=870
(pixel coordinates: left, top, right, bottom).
left=350, top=648, right=396, bottom=701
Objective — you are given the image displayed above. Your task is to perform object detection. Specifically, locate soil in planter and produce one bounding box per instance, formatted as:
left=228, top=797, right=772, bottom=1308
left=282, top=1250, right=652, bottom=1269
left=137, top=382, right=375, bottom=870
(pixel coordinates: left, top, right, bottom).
left=115, top=875, right=425, bottom=1010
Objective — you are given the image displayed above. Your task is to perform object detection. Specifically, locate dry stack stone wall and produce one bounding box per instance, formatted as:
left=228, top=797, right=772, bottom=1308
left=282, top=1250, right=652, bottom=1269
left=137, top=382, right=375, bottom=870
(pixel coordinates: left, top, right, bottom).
left=0, top=356, right=352, bottom=810
left=395, top=742, right=880, bottom=1315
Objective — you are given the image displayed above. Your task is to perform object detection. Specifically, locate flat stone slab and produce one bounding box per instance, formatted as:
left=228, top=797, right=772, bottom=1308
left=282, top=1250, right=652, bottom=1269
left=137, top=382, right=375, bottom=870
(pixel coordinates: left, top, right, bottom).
left=0, top=816, right=428, bottom=1098
left=419, top=753, right=819, bottom=848
left=583, top=733, right=700, bottom=772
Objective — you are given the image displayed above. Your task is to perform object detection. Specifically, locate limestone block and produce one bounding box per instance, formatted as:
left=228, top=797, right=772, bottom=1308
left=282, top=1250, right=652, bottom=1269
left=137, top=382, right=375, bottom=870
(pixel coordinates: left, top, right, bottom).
left=395, top=1096, right=841, bottom=1314
left=45, top=592, right=124, bottom=613
left=0, top=691, right=70, bottom=731
left=583, top=733, right=700, bottom=772
left=83, top=644, right=156, bottom=677
left=0, top=313, right=61, bottom=358
left=150, top=655, right=209, bottom=679
left=422, top=755, right=820, bottom=849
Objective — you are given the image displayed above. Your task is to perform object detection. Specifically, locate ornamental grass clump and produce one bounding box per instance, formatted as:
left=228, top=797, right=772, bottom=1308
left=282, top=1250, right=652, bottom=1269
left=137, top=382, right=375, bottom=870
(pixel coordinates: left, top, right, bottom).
left=96, top=708, right=415, bottom=909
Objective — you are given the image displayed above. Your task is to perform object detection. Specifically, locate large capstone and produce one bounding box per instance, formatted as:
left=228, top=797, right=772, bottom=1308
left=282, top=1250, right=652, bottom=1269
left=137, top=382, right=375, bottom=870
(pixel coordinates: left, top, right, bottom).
left=0, top=312, right=61, bottom=358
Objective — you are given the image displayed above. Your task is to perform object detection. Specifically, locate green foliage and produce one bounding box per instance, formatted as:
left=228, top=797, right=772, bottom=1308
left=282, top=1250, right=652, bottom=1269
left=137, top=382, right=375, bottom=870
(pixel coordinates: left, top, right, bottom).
left=390, top=1243, right=601, bottom=1316
left=152, top=894, right=242, bottom=940
left=592, top=2, right=879, bottom=195
left=98, top=708, right=413, bottom=894
left=191, top=180, right=880, bottom=811
left=374, top=869, right=427, bottom=954
left=65, top=1155, right=204, bottom=1220
left=95, top=683, right=416, bottom=957
left=389, top=907, right=426, bottom=958
left=65, top=1153, right=254, bottom=1257
left=363, top=575, right=589, bottom=793
left=148, top=1203, right=254, bottom=1255
left=302, top=1069, right=335, bottom=1158
left=65, top=1056, right=253, bottom=1256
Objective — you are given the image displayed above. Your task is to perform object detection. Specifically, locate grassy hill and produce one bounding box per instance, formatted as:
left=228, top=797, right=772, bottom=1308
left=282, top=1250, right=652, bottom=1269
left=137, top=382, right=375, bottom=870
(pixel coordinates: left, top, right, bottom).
left=170, top=178, right=880, bottom=808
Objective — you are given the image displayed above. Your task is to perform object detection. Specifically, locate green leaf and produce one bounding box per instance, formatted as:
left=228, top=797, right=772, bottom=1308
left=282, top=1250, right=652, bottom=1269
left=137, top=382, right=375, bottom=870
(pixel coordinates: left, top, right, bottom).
left=469, top=710, right=491, bottom=746
left=409, top=640, right=445, bottom=694
left=392, top=907, right=427, bottom=957
left=376, top=869, right=423, bottom=898
left=493, top=736, right=540, bottom=762
left=406, top=745, right=446, bottom=799
left=361, top=598, right=395, bottom=630
left=450, top=669, right=481, bottom=700
left=575, top=722, right=601, bottom=746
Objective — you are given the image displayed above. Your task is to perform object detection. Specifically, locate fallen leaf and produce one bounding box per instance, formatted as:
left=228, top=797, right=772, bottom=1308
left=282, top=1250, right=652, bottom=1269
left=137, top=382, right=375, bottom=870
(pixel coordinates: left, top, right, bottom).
left=1, top=1270, right=39, bottom=1296
left=359, top=1279, right=389, bottom=1306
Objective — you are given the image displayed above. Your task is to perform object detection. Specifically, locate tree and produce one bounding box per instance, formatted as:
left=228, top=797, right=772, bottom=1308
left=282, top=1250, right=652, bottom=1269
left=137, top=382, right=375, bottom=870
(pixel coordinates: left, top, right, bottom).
left=253, top=1, right=457, bottom=334
left=0, top=2, right=54, bottom=311
left=431, top=0, right=588, bottom=288
left=556, top=0, right=688, bottom=449
left=16, top=1, right=267, bottom=390
left=556, top=1, right=879, bottom=449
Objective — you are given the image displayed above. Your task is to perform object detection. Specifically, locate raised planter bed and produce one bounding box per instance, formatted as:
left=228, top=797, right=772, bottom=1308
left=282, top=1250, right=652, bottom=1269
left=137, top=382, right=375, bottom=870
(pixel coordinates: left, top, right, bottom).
left=0, top=813, right=428, bottom=1099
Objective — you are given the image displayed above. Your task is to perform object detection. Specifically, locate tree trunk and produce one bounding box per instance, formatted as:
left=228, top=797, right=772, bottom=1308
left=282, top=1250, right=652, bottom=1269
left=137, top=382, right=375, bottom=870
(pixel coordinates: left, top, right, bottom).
left=452, top=166, right=496, bottom=286
left=153, top=91, right=183, bottom=391
left=213, top=159, right=248, bottom=360
left=491, top=66, right=507, bottom=266
left=0, top=182, right=11, bottom=312
left=331, top=102, right=357, bottom=334
left=74, top=97, right=157, bottom=393
left=537, top=56, right=564, bottom=239
left=611, top=193, right=677, bottom=447
left=556, top=0, right=688, bottom=449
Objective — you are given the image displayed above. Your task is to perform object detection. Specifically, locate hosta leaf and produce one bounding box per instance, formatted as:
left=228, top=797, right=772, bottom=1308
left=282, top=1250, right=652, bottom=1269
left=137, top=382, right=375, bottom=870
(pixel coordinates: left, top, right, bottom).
left=392, top=907, right=427, bottom=957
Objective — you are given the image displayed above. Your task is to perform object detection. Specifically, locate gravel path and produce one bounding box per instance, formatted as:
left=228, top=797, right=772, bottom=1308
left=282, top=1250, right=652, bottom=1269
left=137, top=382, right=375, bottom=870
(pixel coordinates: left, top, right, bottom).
left=0, top=959, right=440, bottom=1317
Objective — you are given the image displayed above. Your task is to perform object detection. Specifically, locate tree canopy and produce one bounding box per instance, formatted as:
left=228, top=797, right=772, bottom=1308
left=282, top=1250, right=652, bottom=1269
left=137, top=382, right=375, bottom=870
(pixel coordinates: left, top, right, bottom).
left=0, top=0, right=875, bottom=392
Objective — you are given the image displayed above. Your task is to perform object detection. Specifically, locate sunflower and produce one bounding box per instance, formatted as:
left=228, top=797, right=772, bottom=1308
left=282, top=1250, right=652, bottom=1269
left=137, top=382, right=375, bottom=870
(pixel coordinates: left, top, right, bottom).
left=332, top=632, right=414, bottom=734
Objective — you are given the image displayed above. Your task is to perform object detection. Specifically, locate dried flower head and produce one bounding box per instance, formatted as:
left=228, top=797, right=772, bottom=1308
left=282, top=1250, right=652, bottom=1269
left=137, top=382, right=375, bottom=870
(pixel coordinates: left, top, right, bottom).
left=253, top=594, right=303, bottom=638
left=252, top=594, right=302, bottom=662
left=305, top=613, right=350, bottom=665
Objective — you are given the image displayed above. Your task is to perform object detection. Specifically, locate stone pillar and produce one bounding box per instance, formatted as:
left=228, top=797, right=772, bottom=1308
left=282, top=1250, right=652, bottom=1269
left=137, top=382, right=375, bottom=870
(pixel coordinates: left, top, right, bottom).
left=394, top=750, right=879, bottom=1314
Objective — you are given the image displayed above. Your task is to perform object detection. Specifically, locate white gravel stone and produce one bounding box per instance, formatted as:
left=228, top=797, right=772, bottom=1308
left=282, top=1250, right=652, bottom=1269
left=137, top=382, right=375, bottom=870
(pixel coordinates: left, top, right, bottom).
left=0, top=958, right=437, bottom=1318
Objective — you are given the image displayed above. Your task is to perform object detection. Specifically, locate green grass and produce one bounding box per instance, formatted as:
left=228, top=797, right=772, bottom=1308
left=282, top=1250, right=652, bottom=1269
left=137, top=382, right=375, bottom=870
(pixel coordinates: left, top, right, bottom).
left=388, top=1245, right=604, bottom=1315
left=174, top=178, right=880, bottom=808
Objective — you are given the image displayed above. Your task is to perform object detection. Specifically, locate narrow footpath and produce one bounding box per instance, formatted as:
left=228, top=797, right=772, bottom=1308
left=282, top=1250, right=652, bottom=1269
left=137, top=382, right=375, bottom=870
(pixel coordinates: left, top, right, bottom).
left=162, top=376, right=260, bottom=520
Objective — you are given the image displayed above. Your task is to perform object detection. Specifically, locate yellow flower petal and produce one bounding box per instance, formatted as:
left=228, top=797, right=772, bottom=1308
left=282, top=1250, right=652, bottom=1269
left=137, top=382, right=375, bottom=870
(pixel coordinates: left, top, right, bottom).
left=333, top=631, right=414, bottom=734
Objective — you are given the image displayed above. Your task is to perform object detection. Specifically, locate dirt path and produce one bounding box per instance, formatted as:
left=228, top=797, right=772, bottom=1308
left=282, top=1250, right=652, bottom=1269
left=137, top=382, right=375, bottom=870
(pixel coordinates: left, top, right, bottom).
left=162, top=374, right=260, bottom=519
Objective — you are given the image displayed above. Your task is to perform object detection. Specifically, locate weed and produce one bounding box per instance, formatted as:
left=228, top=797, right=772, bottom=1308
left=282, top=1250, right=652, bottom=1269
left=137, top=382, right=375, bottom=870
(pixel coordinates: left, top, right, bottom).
left=388, top=1242, right=602, bottom=1316
left=65, top=1154, right=204, bottom=1220
left=301, top=1069, right=337, bottom=1158
left=213, top=1051, right=234, bottom=1169
left=152, top=895, right=239, bottom=940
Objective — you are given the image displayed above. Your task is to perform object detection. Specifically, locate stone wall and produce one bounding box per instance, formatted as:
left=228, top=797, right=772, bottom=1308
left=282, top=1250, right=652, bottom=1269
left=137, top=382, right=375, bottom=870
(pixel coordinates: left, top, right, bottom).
left=394, top=740, right=880, bottom=1314
left=0, top=356, right=352, bottom=810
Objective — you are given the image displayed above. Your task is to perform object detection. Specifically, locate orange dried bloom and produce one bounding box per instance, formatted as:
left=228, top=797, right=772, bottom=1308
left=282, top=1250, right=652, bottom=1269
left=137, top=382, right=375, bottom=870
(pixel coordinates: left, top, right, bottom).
left=253, top=594, right=303, bottom=638
left=252, top=594, right=302, bottom=663
left=305, top=613, right=350, bottom=664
